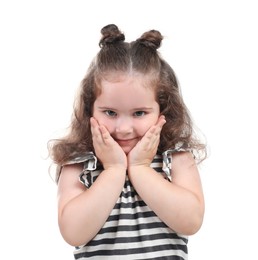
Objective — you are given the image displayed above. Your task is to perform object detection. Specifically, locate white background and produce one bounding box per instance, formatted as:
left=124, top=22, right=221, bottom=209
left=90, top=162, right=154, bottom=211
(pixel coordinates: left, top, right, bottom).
left=0, top=0, right=257, bottom=259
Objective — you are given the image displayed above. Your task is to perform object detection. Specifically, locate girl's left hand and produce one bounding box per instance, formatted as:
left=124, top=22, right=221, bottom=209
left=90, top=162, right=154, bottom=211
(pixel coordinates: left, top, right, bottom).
left=128, top=115, right=166, bottom=167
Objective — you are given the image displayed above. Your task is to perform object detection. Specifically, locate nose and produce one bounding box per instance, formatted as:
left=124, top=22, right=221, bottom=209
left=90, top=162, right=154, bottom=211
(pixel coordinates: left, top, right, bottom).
left=115, top=117, right=133, bottom=134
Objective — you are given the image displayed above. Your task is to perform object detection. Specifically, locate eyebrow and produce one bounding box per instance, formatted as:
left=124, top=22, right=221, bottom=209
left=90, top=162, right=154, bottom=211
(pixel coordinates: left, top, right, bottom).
left=97, top=106, right=154, bottom=111
left=132, top=107, right=154, bottom=111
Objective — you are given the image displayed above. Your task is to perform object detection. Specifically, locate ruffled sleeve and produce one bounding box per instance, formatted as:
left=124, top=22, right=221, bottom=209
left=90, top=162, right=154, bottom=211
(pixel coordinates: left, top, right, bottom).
left=78, top=152, right=98, bottom=188
left=61, top=152, right=98, bottom=188
left=162, top=143, right=191, bottom=181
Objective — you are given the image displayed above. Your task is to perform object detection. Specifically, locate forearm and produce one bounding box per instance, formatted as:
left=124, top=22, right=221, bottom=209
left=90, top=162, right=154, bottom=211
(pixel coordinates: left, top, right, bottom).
left=128, top=166, right=204, bottom=235
left=59, top=167, right=126, bottom=246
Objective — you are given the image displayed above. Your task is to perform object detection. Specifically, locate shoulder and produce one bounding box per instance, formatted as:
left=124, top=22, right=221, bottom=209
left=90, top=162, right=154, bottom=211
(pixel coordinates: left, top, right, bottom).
left=58, top=163, right=84, bottom=188
left=162, top=142, right=196, bottom=172
left=58, top=151, right=96, bottom=187
left=172, top=151, right=196, bottom=169
left=171, top=151, right=199, bottom=178
left=62, top=152, right=97, bottom=167
left=61, top=163, right=84, bottom=175
left=171, top=151, right=202, bottom=192
left=56, top=152, right=97, bottom=181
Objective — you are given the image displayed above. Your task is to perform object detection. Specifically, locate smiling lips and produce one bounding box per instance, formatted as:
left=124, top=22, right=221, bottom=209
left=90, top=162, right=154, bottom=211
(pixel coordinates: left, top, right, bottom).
left=115, top=138, right=137, bottom=146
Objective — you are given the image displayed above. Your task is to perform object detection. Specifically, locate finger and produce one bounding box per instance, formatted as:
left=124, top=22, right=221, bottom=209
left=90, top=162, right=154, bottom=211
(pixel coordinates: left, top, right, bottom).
left=90, top=117, right=100, bottom=129
left=156, top=115, right=166, bottom=128
left=150, top=116, right=166, bottom=137
left=148, top=123, right=163, bottom=137
left=90, top=117, right=99, bottom=133
left=140, top=127, right=160, bottom=150
left=90, top=117, right=105, bottom=145
left=99, top=125, right=112, bottom=144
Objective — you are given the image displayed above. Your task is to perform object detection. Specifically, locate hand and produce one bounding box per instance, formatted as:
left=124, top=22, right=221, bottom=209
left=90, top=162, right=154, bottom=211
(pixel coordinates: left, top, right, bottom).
left=128, top=115, right=166, bottom=167
left=90, top=117, right=127, bottom=170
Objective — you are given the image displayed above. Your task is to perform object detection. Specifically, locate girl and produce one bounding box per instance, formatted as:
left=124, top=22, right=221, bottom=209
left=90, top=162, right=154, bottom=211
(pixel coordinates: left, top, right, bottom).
left=49, top=24, right=207, bottom=259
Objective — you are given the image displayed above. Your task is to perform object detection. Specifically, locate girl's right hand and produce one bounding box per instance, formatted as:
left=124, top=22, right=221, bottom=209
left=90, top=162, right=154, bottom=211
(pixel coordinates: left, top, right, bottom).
left=90, top=117, right=127, bottom=170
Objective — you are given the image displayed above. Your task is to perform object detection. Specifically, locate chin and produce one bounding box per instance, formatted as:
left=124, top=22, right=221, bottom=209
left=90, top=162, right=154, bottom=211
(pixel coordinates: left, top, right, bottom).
left=122, top=146, right=134, bottom=154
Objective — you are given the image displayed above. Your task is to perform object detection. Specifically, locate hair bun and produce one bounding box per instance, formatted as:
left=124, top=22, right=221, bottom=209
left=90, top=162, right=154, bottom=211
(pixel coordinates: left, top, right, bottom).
left=99, top=24, right=125, bottom=48
left=137, top=30, right=163, bottom=50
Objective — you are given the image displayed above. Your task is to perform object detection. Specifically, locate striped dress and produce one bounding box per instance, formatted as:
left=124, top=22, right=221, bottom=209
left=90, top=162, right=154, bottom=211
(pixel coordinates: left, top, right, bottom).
left=64, top=149, right=188, bottom=259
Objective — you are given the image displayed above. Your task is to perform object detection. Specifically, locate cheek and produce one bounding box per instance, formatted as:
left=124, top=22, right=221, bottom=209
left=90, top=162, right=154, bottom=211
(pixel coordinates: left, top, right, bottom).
left=101, top=120, right=114, bottom=133
left=136, top=115, right=160, bottom=135
left=136, top=121, right=154, bottom=136
left=93, top=112, right=115, bottom=133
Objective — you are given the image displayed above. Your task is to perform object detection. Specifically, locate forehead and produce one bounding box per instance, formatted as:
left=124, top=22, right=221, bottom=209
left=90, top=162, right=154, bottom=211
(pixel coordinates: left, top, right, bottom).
left=94, top=73, right=158, bottom=107
left=104, top=73, right=153, bottom=91
left=97, top=71, right=157, bottom=92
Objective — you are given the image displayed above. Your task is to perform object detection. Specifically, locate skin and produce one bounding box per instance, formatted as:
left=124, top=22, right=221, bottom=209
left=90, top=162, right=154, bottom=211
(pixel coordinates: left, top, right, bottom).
left=57, top=74, right=205, bottom=247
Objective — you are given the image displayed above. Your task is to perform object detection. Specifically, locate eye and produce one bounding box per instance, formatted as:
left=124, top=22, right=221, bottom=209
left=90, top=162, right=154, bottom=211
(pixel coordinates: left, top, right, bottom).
left=105, top=110, right=117, bottom=117
left=134, top=111, right=146, bottom=117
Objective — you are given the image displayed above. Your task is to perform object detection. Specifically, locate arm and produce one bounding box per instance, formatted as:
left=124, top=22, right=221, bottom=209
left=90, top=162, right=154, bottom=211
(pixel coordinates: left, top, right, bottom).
left=128, top=152, right=204, bottom=235
left=127, top=116, right=204, bottom=235
left=57, top=118, right=127, bottom=247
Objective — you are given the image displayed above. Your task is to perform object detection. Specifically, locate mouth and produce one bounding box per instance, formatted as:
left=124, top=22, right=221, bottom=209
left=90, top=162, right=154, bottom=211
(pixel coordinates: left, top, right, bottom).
left=115, top=138, right=137, bottom=146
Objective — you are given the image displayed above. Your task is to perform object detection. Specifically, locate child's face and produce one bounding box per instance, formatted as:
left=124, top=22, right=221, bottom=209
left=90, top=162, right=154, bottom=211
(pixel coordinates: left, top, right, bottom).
left=93, top=74, right=160, bottom=154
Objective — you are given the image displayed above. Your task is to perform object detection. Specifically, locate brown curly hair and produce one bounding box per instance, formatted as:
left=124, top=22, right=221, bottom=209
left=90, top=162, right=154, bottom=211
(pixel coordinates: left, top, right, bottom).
left=48, top=24, right=207, bottom=167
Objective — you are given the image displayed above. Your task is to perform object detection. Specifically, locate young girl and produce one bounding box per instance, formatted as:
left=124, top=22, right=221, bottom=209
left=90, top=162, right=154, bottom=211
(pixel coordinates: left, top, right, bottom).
left=49, top=24, right=207, bottom=259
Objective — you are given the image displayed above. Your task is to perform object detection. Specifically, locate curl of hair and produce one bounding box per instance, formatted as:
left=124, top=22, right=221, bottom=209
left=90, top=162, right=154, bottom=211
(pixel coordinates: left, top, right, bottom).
left=48, top=67, right=96, bottom=166
left=156, top=60, right=206, bottom=162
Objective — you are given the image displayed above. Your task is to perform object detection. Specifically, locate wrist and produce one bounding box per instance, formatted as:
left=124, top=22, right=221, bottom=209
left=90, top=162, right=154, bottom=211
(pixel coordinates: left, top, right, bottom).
left=104, top=164, right=127, bottom=172
left=128, top=164, right=150, bottom=175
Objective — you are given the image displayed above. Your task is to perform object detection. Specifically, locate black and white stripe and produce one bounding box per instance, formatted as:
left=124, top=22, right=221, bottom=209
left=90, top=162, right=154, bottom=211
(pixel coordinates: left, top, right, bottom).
left=74, top=153, right=188, bottom=259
